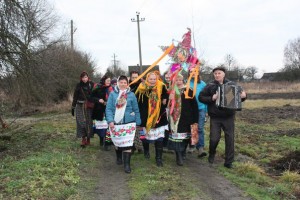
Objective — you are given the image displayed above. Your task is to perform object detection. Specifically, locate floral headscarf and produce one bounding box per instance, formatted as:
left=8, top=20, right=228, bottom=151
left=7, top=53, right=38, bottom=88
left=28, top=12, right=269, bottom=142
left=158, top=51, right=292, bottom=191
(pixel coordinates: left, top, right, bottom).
left=135, top=72, right=165, bottom=132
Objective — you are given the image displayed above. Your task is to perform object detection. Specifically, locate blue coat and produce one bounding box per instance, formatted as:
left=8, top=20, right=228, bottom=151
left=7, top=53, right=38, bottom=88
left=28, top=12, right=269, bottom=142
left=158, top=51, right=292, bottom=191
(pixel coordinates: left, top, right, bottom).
left=105, top=87, right=141, bottom=125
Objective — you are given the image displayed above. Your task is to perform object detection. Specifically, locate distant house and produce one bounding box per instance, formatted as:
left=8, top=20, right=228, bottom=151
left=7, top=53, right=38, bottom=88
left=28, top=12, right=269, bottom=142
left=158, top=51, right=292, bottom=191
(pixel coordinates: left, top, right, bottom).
left=128, top=65, right=160, bottom=75
left=260, top=72, right=284, bottom=82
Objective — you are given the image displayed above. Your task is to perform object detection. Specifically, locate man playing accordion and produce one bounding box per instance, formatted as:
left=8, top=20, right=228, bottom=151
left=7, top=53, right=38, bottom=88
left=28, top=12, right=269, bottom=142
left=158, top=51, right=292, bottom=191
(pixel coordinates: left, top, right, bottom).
left=199, top=66, right=247, bottom=168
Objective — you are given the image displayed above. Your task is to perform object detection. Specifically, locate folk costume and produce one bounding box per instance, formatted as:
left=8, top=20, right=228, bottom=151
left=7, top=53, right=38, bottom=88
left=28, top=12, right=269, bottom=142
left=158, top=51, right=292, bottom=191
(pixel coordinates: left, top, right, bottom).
left=135, top=72, right=169, bottom=167
left=168, top=85, right=198, bottom=165
left=71, top=72, right=94, bottom=147
left=106, top=79, right=141, bottom=173
left=91, top=77, right=113, bottom=148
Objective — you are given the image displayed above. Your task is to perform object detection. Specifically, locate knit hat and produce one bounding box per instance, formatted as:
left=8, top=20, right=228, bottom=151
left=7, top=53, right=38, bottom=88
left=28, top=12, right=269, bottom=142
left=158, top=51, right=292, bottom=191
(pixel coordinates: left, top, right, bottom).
left=212, top=66, right=226, bottom=73
left=111, top=78, right=117, bottom=85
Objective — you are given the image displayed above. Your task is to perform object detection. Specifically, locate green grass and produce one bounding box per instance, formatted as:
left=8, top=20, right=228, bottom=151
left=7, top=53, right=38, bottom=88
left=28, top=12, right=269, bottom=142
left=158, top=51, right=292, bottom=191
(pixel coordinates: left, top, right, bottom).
left=129, top=151, right=209, bottom=200
left=1, top=100, right=300, bottom=199
left=0, top=113, right=99, bottom=199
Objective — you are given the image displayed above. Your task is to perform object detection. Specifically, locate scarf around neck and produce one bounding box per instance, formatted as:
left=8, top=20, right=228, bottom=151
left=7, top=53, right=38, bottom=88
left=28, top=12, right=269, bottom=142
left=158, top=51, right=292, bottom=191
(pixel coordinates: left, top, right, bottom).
left=135, top=80, right=165, bottom=132
left=114, top=87, right=129, bottom=124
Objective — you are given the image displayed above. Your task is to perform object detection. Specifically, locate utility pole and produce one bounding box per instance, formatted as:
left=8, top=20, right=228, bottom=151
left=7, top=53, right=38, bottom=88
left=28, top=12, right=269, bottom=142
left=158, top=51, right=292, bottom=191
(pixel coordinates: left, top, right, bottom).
left=112, top=53, right=118, bottom=74
left=131, top=12, right=145, bottom=74
left=70, top=20, right=77, bottom=50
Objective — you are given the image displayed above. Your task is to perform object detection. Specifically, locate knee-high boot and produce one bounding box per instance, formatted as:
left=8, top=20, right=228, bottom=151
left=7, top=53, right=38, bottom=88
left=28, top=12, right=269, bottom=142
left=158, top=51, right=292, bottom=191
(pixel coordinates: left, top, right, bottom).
left=123, top=152, right=131, bottom=173
left=175, top=151, right=183, bottom=166
left=115, top=149, right=123, bottom=165
left=99, top=136, right=104, bottom=147
left=155, top=141, right=163, bottom=167
left=142, top=141, right=150, bottom=159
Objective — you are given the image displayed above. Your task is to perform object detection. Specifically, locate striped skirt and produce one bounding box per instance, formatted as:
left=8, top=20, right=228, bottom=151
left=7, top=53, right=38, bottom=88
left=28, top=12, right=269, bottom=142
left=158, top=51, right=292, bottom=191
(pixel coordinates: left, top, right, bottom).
left=75, top=103, right=93, bottom=138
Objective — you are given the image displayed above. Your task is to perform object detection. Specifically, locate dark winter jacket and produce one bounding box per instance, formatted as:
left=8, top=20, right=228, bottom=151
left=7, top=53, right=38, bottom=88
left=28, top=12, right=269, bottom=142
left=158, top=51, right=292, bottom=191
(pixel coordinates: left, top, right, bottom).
left=176, top=88, right=199, bottom=133
left=72, top=81, right=94, bottom=108
left=199, top=79, right=246, bottom=118
left=129, top=79, right=141, bottom=93
left=91, top=85, right=113, bottom=121
left=137, top=85, right=169, bottom=128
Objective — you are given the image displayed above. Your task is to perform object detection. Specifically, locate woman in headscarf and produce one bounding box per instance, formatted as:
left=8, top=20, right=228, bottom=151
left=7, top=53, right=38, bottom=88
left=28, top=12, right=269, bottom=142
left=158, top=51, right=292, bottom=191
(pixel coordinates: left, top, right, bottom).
left=71, top=71, right=94, bottom=147
left=168, top=74, right=198, bottom=166
left=135, top=71, right=169, bottom=167
left=91, top=76, right=113, bottom=148
left=105, top=75, right=141, bottom=173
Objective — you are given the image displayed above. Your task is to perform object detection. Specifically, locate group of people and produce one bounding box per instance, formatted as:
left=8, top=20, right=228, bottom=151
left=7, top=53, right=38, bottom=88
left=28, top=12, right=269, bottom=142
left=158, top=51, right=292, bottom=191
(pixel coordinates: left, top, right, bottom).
left=71, top=66, right=246, bottom=174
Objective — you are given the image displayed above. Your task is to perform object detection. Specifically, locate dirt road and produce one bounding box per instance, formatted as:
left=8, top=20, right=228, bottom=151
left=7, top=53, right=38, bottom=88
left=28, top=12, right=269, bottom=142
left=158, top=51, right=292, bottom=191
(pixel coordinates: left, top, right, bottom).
left=89, top=149, right=252, bottom=200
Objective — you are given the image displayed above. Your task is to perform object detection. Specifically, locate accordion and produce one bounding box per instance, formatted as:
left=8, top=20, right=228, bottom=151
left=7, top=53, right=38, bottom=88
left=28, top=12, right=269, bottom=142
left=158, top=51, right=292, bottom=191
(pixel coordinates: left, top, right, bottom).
left=216, top=83, right=242, bottom=110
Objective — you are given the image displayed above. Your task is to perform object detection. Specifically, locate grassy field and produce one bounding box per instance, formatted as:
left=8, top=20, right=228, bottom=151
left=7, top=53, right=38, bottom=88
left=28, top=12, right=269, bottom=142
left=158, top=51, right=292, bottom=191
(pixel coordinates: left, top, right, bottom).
left=0, top=97, right=299, bottom=199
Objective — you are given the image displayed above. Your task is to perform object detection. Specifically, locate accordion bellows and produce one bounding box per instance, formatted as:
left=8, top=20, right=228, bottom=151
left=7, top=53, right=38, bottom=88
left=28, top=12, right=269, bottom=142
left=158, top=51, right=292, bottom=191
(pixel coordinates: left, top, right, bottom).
left=216, top=82, right=242, bottom=111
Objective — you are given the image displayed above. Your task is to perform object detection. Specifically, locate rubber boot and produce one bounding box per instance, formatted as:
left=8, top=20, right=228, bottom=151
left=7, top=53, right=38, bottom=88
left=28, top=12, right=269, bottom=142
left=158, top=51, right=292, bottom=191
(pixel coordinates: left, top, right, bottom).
left=142, top=141, right=150, bottom=159
left=99, top=137, right=104, bottom=147
left=86, top=138, right=90, bottom=145
left=115, top=149, right=123, bottom=165
left=81, top=137, right=87, bottom=147
left=182, top=143, right=188, bottom=160
left=123, top=152, right=131, bottom=173
left=155, top=147, right=163, bottom=167
left=175, top=151, right=183, bottom=166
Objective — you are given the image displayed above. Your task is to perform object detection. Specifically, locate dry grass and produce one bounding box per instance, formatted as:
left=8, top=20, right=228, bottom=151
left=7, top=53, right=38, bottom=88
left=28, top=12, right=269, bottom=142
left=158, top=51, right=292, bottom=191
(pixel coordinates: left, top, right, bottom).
left=280, top=171, right=300, bottom=184
left=236, top=161, right=265, bottom=175
left=240, top=81, right=300, bottom=94
left=36, top=100, right=71, bottom=113
left=243, top=99, right=300, bottom=109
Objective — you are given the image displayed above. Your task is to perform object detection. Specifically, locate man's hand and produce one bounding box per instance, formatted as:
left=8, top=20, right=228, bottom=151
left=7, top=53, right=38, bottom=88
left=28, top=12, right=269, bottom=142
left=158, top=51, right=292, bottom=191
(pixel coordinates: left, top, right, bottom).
left=212, top=91, right=218, bottom=101
left=240, top=91, right=247, bottom=99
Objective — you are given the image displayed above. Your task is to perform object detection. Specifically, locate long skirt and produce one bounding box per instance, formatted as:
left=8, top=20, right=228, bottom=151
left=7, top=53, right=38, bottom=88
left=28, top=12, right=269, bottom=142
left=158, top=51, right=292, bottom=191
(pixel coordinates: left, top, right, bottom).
left=140, top=125, right=168, bottom=143
left=109, top=122, right=136, bottom=151
left=75, top=103, right=93, bottom=138
left=93, top=119, right=108, bottom=138
left=168, top=132, right=191, bottom=151
left=133, top=129, right=143, bottom=150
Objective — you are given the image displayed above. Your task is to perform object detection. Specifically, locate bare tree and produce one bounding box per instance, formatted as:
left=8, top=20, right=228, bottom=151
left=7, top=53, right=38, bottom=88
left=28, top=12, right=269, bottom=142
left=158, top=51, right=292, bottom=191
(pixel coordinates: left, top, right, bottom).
left=244, top=66, right=258, bottom=81
left=104, top=61, right=127, bottom=78
left=284, top=37, right=300, bottom=69
left=224, top=54, right=237, bottom=72
left=0, top=0, right=96, bottom=106
left=277, top=37, right=300, bottom=81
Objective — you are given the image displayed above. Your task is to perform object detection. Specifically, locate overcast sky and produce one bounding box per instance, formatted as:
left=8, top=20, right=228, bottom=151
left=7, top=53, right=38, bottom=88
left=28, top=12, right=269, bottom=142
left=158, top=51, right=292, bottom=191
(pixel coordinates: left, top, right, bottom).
left=51, top=0, right=300, bottom=77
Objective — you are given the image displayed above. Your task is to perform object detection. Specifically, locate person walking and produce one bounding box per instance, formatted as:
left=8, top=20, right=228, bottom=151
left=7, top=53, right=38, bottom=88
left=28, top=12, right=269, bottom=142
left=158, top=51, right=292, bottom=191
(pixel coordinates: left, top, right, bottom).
left=129, top=71, right=143, bottom=154
left=199, top=66, right=247, bottom=168
left=168, top=74, right=198, bottom=166
left=135, top=71, right=169, bottom=167
left=190, top=74, right=208, bottom=158
left=91, top=76, right=113, bottom=148
left=105, top=75, right=141, bottom=173
left=71, top=71, right=94, bottom=147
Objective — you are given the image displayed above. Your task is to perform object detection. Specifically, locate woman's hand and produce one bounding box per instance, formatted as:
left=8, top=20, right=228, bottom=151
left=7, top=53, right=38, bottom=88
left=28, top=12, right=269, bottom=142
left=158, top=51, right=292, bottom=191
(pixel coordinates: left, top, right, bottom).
left=99, top=99, right=105, bottom=104
left=109, top=122, right=114, bottom=129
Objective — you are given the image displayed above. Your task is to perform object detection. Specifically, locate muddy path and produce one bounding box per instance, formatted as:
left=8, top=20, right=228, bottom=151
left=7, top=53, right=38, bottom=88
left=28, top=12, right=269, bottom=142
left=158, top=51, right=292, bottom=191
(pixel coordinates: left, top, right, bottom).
left=91, top=149, right=252, bottom=200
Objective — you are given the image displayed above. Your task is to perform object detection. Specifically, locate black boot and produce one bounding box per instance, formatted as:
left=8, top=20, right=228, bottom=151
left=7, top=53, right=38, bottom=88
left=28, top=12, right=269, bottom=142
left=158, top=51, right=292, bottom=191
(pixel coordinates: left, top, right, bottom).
left=175, top=151, right=183, bottom=166
left=123, top=152, right=131, bottom=173
left=155, top=148, right=163, bottom=167
left=115, top=149, right=123, bottom=165
left=99, top=137, right=104, bottom=147
left=142, top=141, right=150, bottom=159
